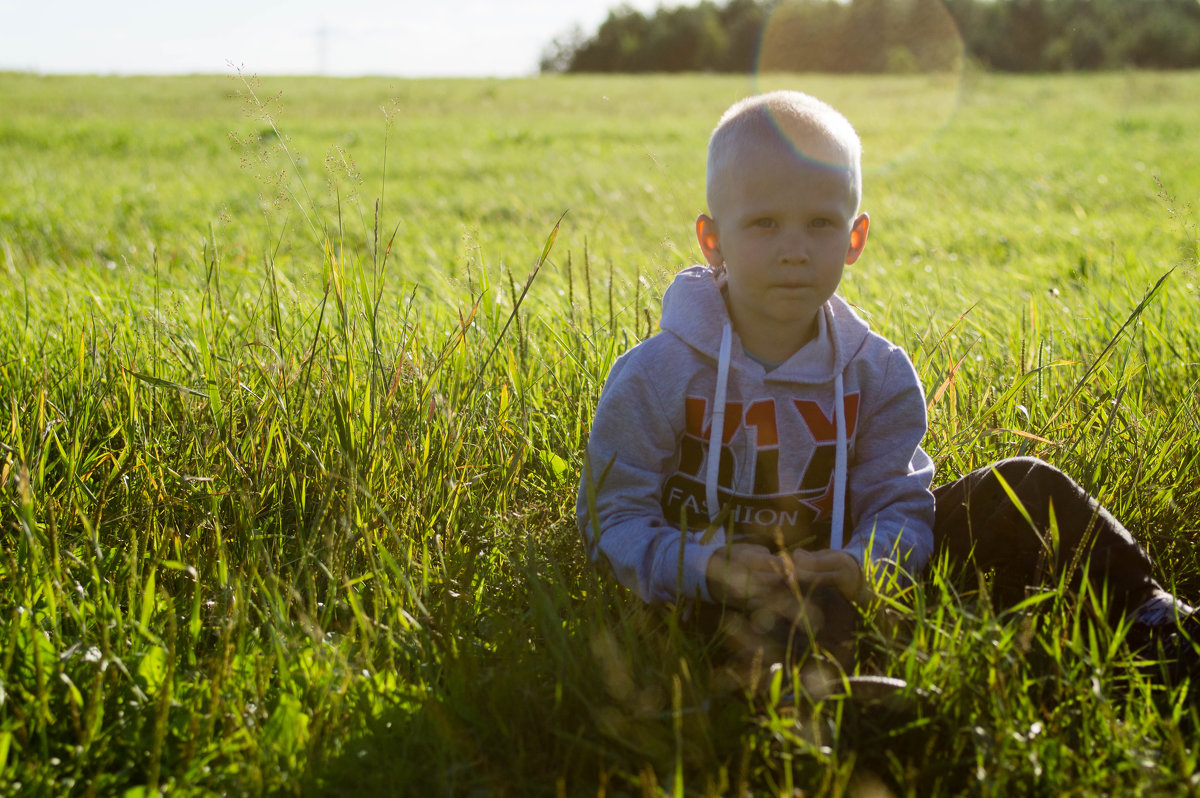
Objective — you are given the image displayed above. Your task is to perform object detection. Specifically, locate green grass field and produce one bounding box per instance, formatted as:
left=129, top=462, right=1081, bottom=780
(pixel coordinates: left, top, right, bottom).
left=2, top=69, right=1200, bottom=796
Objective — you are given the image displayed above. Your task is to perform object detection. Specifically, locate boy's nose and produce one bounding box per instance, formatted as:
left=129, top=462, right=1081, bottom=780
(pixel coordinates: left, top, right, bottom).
left=778, top=232, right=809, bottom=264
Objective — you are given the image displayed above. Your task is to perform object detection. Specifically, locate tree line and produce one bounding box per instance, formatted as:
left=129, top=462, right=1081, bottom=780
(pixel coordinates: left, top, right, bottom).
left=540, top=0, right=1200, bottom=74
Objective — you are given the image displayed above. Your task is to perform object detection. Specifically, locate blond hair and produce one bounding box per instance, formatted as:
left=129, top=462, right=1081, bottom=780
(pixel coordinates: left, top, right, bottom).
left=705, top=91, right=863, bottom=217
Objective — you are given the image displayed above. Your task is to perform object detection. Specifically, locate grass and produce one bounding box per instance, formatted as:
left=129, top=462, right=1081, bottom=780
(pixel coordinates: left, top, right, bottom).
left=1, top=68, right=1199, bottom=795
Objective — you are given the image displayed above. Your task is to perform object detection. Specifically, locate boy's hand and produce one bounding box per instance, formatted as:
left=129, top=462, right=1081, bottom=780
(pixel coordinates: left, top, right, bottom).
left=706, top=544, right=790, bottom=607
left=791, top=548, right=865, bottom=604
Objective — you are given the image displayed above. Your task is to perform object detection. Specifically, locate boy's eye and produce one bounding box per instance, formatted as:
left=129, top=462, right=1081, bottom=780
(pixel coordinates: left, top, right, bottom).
left=752, top=218, right=776, bottom=229
left=810, top=218, right=832, bottom=229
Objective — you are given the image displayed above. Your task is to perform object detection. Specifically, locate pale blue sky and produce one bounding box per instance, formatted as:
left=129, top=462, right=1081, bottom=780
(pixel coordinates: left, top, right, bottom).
left=0, top=0, right=662, bottom=77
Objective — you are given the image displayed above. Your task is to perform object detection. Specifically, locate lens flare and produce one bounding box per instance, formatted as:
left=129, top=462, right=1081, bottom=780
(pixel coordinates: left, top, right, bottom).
left=754, top=0, right=967, bottom=169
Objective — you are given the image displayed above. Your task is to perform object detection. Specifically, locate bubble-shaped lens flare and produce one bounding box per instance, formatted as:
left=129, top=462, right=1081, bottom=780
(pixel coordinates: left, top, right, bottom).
left=754, top=0, right=966, bottom=169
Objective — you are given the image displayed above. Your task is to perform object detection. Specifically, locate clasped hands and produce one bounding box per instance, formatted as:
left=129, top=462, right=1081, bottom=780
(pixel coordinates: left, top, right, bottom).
left=705, top=543, right=865, bottom=609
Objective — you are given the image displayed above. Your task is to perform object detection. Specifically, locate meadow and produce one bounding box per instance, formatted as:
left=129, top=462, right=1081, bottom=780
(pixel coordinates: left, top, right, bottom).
left=1, top=68, right=1199, bottom=795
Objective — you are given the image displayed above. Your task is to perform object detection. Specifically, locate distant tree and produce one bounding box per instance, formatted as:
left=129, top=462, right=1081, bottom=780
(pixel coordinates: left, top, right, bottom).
left=842, top=0, right=891, bottom=72
left=900, top=0, right=965, bottom=72
left=564, top=6, right=655, bottom=72
left=947, top=0, right=1200, bottom=71
left=1114, top=0, right=1200, bottom=68
left=642, top=3, right=728, bottom=70
left=716, top=0, right=768, bottom=71
left=539, top=25, right=587, bottom=74
left=758, top=0, right=845, bottom=73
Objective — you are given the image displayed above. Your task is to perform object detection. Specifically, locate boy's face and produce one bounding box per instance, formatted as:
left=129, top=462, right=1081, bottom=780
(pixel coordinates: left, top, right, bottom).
left=697, top=142, right=868, bottom=358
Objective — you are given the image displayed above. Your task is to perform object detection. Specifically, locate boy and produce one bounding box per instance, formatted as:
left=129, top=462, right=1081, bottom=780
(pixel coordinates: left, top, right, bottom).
left=577, top=91, right=1195, bottom=680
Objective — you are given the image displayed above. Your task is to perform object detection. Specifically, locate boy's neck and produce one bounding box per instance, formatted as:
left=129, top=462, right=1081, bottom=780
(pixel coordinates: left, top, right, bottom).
left=736, top=314, right=820, bottom=365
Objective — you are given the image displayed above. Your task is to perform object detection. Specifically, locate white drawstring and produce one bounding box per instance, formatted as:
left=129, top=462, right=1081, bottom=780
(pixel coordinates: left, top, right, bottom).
left=830, top=371, right=847, bottom=550
left=706, top=323, right=733, bottom=524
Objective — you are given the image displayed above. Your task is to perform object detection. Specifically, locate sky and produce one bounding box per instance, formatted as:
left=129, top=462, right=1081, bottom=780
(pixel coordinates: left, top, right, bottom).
left=0, top=0, right=664, bottom=78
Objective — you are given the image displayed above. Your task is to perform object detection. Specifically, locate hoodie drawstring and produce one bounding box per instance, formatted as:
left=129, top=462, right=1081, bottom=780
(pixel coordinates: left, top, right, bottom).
left=830, top=372, right=848, bottom=550
left=705, top=319, right=848, bottom=552
left=705, top=323, right=733, bottom=527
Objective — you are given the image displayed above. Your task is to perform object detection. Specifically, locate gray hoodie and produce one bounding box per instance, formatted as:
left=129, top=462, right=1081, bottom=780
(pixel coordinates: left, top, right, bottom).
left=577, top=265, right=935, bottom=604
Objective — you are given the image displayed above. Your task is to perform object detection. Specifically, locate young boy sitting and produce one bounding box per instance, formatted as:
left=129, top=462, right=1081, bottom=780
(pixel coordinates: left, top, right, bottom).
left=577, top=90, right=1195, bottom=684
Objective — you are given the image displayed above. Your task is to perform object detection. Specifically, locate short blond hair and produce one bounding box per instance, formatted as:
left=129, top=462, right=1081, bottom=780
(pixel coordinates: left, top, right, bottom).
left=706, top=91, right=863, bottom=217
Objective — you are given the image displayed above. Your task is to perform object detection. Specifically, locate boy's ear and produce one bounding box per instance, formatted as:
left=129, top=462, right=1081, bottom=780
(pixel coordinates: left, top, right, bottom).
left=696, top=214, right=723, bottom=268
left=844, top=212, right=870, bottom=265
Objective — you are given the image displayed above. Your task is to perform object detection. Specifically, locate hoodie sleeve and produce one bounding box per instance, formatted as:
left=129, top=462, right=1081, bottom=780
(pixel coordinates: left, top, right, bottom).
left=841, top=346, right=936, bottom=574
left=576, top=346, right=722, bottom=603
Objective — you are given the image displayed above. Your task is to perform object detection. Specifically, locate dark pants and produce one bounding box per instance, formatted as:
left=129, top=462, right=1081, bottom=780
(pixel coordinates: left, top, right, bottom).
left=932, top=456, right=1161, bottom=621
left=703, top=457, right=1161, bottom=672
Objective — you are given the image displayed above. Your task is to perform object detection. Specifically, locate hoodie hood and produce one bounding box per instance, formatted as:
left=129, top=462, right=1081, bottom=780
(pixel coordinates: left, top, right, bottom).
left=659, top=265, right=872, bottom=386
